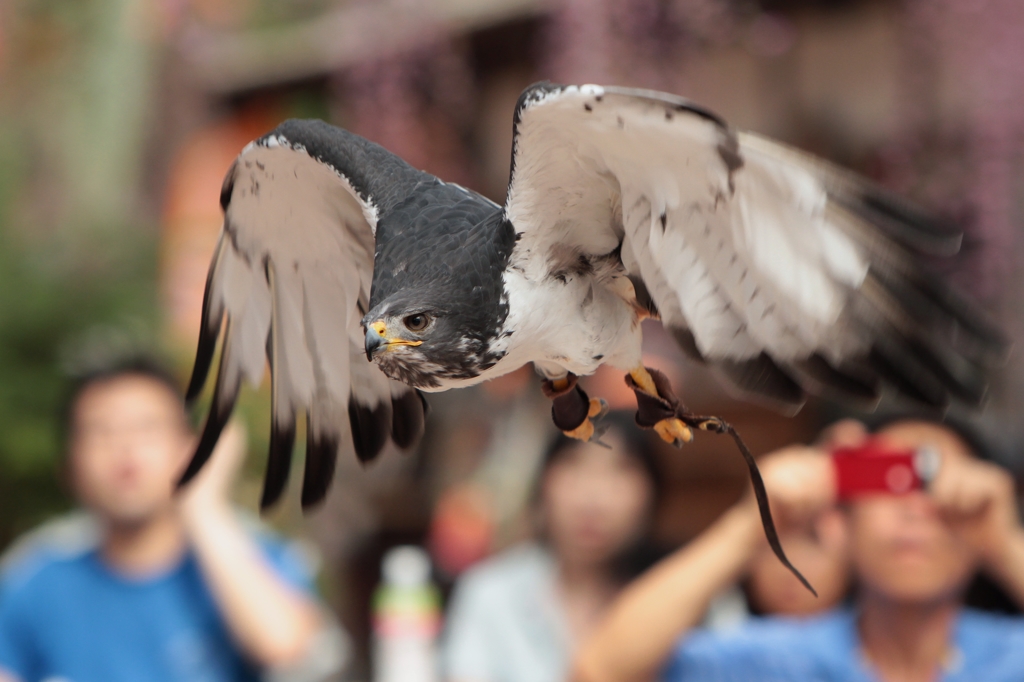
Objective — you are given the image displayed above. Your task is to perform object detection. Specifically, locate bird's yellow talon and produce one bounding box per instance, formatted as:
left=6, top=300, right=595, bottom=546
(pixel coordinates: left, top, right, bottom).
left=629, top=366, right=658, bottom=396
left=654, top=418, right=693, bottom=447
left=564, top=417, right=595, bottom=442
left=588, top=397, right=608, bottom=419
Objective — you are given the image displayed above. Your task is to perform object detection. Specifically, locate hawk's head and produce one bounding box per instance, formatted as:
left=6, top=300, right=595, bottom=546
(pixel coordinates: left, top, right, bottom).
left=362, top=209, right=518, bottom=389
left=362, top=292, right=503, bottom=389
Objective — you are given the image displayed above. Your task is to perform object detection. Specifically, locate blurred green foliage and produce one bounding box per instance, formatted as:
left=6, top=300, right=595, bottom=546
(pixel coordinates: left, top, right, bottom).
left=0, top=0, right=171, bottom=551
left=0, top=125, right=160, bottom=550
left=0, top=0, right=339, bottom=548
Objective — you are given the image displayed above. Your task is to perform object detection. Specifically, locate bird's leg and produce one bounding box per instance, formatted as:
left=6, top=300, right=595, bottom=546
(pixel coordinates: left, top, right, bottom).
left=541, top=373, right=608, bottom=442
left=626, top=366, right=694, bottom=447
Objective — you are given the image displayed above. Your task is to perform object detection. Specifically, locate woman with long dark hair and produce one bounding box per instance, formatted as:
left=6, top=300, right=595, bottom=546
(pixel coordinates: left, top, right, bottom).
left=442, top=411, right=661, bottom=682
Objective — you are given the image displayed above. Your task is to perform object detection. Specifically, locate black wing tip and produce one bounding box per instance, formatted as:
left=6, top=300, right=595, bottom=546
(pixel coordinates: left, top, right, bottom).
left=868, top=346, right=951, bottom=411
left=837, top=188, right=962, bottom=258
left=715, top=354, right=807, bottom=417
left=871, top=265, right=1008, bottom=367
left=666, top=327, right=807, bottom=416
left=185, top=314, right=223, bottom=405
left=860, top=189, right=962, bottom=254
left=186, top=239, right=227, bottom=405
left=348, top=397, right=392, bottom=465
left=390, top=390, right=427, bottom=450
left=177, top=393, right=237, bottom=489
left=260, top=418, right=297, bottom=511
left=180, top=319, right=239, bottom=489
left=177, top=443, right=211, bottom=489
left=301, top=429, right=339, bottom=511
left=907, top=338, right=990, bottom=407
left=184, top=339, right=215, bottom=404
left=791, top=355, right=882, bottom=409
left=863, top=272, right=1001, bottom=409
left=924, top=278, right=1010, bottom=362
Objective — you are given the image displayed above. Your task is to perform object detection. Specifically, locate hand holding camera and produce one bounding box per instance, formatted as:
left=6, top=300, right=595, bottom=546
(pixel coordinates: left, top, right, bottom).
left=755, top=421, right=1021, bottom=576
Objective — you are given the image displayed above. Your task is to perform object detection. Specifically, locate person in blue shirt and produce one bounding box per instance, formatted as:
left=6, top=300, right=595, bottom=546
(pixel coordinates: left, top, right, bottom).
left=0, top=359, right=346, bottom=682
left=574, top=417, right=1024, bottom=682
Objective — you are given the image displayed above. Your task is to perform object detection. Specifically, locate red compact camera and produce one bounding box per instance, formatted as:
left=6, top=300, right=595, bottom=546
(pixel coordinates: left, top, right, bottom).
left=831, top=438, right=940, bottom=501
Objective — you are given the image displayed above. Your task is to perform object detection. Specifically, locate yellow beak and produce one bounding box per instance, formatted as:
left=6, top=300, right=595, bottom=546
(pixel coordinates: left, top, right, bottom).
left=364, top=320, right=423, bottom=361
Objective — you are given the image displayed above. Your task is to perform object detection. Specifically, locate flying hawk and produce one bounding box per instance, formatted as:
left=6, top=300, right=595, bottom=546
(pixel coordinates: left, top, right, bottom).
left=180, top=83, right=1004, bottom=591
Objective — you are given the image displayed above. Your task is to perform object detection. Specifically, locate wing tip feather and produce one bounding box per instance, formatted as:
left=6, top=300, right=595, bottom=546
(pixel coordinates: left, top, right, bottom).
left=301, top=427, right=339, bottom=510
left=390, top=390, right=427, bottom=450
left=260, top=418, right=296, bottom=510
left=348, top=396, right=392, bottom=464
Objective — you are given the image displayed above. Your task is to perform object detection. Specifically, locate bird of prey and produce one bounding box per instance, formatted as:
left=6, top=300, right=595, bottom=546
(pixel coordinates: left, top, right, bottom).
left=180, top=82, right=1004, bottom=591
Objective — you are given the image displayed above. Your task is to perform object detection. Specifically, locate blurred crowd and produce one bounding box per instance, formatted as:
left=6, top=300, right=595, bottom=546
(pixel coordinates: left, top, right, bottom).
left=2, top=0, right=1024, bottom=681
left=3, top=357, right=1024, bottom=682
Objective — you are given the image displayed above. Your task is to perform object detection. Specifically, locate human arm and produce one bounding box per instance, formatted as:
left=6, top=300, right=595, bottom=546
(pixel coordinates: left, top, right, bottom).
left=929, top=450, right=1024, bottom=608
left=984, top=529, right=1024, bottom=609
left=572, top=445, right=837, bottom=682
left=178, top=423, right=325, bottom=668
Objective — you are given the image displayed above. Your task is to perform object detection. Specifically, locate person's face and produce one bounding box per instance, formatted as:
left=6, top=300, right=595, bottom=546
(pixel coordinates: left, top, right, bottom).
left=541, top=431, right=654, bottom=568
left=846, top=422, right=978, bottom=604
left=68, top=376, right=192, bottom=527
left=748, top=508, right=850, bottom=616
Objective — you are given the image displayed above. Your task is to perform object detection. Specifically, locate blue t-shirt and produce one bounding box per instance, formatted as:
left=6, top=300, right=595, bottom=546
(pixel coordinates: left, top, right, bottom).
left=664, top=606, right=1024, bottom=682
left=0, top=518, right=313, bottom=682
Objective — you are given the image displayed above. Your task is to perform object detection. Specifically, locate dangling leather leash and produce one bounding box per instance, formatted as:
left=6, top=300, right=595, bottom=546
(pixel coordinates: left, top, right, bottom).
left=676, top=412, right=817, bottom=597
left=625, top=367, right=817, bottom=597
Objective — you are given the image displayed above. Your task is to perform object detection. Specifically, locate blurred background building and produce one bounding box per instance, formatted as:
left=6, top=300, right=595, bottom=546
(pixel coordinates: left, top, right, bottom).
left=1, top=0, right=1023, bottom=676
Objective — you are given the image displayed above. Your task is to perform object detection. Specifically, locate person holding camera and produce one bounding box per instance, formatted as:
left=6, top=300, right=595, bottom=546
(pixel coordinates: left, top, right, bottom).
left=573, top=417, right=1024, bottom=682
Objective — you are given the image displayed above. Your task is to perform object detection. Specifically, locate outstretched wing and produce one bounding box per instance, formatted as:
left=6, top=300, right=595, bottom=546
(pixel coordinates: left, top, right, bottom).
left=180, top=120, right=429, bottom=510
left=506, top=83, right=1006, bottom=412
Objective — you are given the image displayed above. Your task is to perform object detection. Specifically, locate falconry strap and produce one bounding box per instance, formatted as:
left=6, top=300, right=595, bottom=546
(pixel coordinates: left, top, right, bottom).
left=541, top=373, right=592, bottom=433
left=626, top=367, right=818, bottom=598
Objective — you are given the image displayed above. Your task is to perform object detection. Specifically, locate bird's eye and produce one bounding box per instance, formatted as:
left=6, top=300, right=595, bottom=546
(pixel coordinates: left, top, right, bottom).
left=404, top=314, right=430, bottom=332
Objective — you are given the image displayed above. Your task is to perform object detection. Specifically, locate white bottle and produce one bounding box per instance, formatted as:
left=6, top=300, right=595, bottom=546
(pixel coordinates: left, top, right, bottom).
left=372, top=546, right=440, bottom=682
